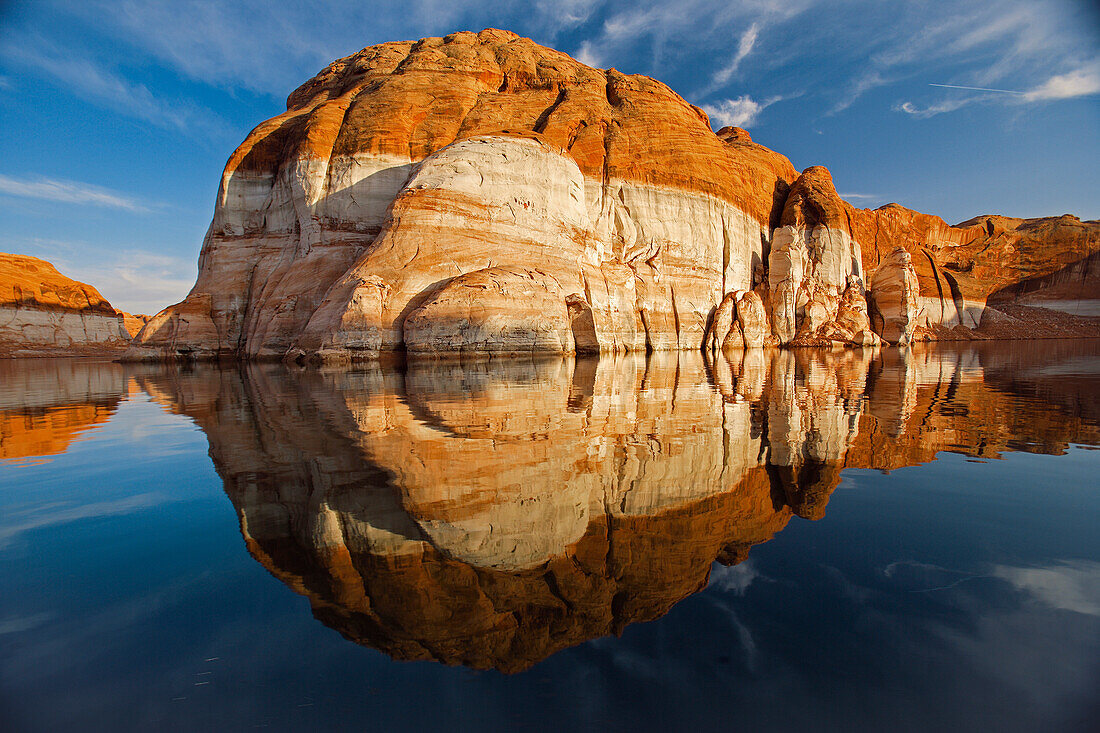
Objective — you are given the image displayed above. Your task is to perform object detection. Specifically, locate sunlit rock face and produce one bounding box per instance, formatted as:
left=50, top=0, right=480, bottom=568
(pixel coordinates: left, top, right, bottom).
left=292, top=135, right=600, bottom=358
left=870, top=248, right=921, bottom=345
left=135, top=341, right=1100, bottom=671
left=770, top=170, right=1100, bottom=344
left=0, top=359, right=126, bottom=463
left=123, top=30, right=1099, bottom=362
left=0, top=254, right=131, bottom=356
left=126, top=29, right=795, bottom=362
left=768, top=167, right=871, bottom=347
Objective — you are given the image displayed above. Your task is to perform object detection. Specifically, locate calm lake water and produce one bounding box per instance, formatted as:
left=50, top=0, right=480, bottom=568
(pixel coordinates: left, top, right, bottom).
left=2, top=342, right=1099, bottom=732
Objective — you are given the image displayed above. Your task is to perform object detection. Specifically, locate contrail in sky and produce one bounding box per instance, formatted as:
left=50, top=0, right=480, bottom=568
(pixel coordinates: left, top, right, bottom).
left=929, top=83, right=1024, bottom=94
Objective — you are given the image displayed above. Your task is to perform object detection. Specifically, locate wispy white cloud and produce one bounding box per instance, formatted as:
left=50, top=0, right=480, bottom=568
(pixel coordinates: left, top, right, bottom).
left=709, top=560, right=762, bottom=595
left=835, top=1, right=1098, bottom=115
left=566, top=0, right=815, bottom=84
left=600, top=6, right=663, bottom=43
left=0, top=39, right=229, bottom=137
left=1023, top=62, right=1100, bottom=102
left=831, top=71, right=888, bottom=114
left=896, top=97, right=981, bottom=118
left=0, top=494, right=163, bottom=547
left=99, top=1, right=336, bottom=95
left=712, top=23, right=761, bottom=86
left=574, top=40, right=603, bottom=68
left=896, top=60, right=1099, bottom=118
left=0, top=236, right=80, bottom=254
left=839, top=193, right=887, bottom=208
left=537, top=0, right=600, bottom=30
left=0, top=613, right=54, bottom=636
left=703, top=594, right=761, bottom=671
left=71, top=250, right=197, bottom=315
left=0, top=174, right=153, bottom=212
left=79, top=0, right=595, bottom=96
left=702, top=94, right=779, bottom=128
left=7, top=0, right=1091, bottom=131
left=36, top=0, right=798, bottom=111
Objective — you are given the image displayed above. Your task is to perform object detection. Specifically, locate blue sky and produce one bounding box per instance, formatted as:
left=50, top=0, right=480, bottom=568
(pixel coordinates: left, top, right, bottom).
left=1, top=0, right=1097, bottom=313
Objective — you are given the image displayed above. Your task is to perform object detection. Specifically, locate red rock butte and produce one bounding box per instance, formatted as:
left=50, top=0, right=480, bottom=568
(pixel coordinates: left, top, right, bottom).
left=117, top=29, right=1098, bottom=363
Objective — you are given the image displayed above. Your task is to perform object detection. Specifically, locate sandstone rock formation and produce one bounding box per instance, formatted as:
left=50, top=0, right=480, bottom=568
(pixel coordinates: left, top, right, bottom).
left=869, top=248, right=920, bottom=345
left=0, top=254, right=132, bottom=356
left=124, top=29, right=1099, bottom=362
left=124, top=340, right=1099, bottom=670
left=778, top=174, right=1100, bottom=342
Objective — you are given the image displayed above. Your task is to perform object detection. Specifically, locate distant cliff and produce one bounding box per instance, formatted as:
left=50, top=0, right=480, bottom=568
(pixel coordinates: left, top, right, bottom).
left=123, top=29, right=1099, bottom=362
left=0, top=253, right=137, bottom=357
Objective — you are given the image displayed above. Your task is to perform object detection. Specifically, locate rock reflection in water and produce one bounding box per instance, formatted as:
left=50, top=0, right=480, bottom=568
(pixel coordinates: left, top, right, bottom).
left=137, top=342, right=1100, bottom=672
left=0, top=359, right=127, bottom=464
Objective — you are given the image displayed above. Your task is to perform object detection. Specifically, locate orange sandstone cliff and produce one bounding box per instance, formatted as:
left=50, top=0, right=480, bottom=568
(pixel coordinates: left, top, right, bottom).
left=0, top=253, right=133, bottom=357
left=124, top=29, right=1099, bottom=362
left=767, top=166, right=1100, bottom=346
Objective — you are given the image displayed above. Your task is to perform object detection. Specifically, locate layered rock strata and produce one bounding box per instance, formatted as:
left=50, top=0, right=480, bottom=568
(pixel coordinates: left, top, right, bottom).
left=125, top=30, right=1099, bottom=362
left=0, top=254, right=132, bottom=356
left=130, top=341, right=1100, bottom=671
